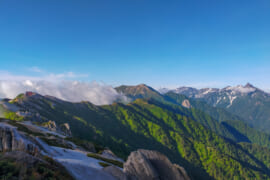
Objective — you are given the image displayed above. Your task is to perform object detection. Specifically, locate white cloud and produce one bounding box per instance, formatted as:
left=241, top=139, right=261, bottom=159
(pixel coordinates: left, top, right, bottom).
left=0, top=71, right=128, bottom=105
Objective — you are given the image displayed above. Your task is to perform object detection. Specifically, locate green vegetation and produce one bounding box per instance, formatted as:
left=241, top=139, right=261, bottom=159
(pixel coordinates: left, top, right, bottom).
left=73, top=116, right=87, bottom=125
left=39, top=137, right=71, bottom=149
left=6, top=92, right=270, bottom=179
left=0, top=159, right=19, bottom=180
left=65, top=137, right=103, bottom=153
left=4, top=111, right=24, bottom=121
left=164, top=92, right=270, bottom=149
left=222, top=120, right=270, bottom=148
left=115, top=84, right=164, bottom=101
left=166, top=88, right=270, bottom=134
left=15, top=93, right=25, bottom=99
left=164, top=92, right=241, bottom=123
left=9, top=93, right=25, bottom=104
left=0, top=153, right=73, bottom=180
left=98, top=162, right=111, bottom=167
left=87, top=153, right=123, bottom=168
left=239, top=143, right=270, bottom=169
left=5, top=120, right=45, bottom=137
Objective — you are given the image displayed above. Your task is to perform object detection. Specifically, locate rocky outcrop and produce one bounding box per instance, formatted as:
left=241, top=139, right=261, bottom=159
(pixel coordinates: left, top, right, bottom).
left=124, top=150, right=158, bottom=180
left=42, top=121, right=72, bottom=137
left=174, top=164, right=192, bottom=180
left=181, top=99, right=191, bottom=108
left=123, top=149, right=190, bottom=180
left=103, top=166, right=129, bottom=180
left=43, top=120, right=57, bottom=131
left=60, top=123, right=72, bottom=137
left=0, top=123, right=39, bottom=155
left=101, top=149, right=124, bottom=162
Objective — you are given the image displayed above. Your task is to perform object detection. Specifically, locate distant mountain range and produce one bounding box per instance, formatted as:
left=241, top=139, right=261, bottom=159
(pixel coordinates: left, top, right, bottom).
left=1, top=83, right=270, bottom=179
left=116, top=83, right=270, bottom=147
left=159, top=83, right=270, bottom=133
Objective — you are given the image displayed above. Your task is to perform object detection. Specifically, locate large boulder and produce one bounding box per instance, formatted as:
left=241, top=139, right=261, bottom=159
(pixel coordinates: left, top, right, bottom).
left=0, top=122, right=39, bottom=155
left=124, top=149, right=190, bottom=180
left=103, top=166, right=129, bottom=180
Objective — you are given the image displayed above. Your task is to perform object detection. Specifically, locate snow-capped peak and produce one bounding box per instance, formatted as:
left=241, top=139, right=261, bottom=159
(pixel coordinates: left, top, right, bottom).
left=223, top=84, right=256, bottom=94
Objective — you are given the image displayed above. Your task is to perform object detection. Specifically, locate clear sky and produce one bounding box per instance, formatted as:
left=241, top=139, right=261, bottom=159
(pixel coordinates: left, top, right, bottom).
left=0, top=0, right=270, bottom=90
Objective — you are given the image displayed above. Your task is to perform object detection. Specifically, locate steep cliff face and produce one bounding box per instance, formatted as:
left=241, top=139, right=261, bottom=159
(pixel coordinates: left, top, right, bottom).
left=123, top=149, right=190, bottom=180
left=0, top=122, right=39, bottom=155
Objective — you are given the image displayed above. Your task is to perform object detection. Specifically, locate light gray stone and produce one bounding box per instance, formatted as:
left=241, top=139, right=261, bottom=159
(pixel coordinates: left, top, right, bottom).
left=124, top=149, right=190, bottom=180
left=0, top=122, right=39, bottom=155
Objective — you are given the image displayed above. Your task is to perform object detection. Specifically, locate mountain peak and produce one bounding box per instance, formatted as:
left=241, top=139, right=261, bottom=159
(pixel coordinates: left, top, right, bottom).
left=244, top=83, right=255, bottom=88
left=115, top=84, right=162, bottom=100
left=137, top=83, right=148, bottom=87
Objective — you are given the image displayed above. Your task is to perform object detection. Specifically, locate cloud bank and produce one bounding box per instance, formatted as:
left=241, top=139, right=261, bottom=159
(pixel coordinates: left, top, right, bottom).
left=0, top=70, right=128, bottom=105
left=0, top=80, right=128, bottom=105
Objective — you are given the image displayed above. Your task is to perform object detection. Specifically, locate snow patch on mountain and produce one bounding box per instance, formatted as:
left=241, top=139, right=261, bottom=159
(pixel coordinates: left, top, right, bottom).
left=158, top=88, right=171, bottom=94
left=227, top=95, right=237, bottom=108
left=172, top=84, right=258, bottom=98
left=224, top=85, right=256, bottom=94
left=202, top=88, right=215, bottom=95
left=215, top=97, right=222, bottom=106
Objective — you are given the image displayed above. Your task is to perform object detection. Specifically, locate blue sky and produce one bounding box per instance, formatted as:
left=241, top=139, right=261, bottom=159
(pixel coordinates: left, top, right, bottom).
left=0, top=0, right=270, bottom=90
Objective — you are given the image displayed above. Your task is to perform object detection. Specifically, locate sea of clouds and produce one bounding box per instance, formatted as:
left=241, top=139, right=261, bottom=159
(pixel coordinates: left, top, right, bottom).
left=0, top=80, right=128, bottom=105
left=0, top=70, right=128, bottom=105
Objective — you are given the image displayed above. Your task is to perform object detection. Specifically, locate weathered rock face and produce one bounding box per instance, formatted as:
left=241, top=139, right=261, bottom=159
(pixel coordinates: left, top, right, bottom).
left=0, top=123, right=39, bottom=155
left=103, top=166, right=129, bottom=180
left=102, top=149, right=124, bottom=162
left=124, top=149, right=190, bottom=180
left=124, top=150, right=158, bottom=180
left=174, top=164, right=192, bottom=180
left=44, top=120, right=57, bottom=132
left=181, top=99, right=191, bottom=108
left=60, top=123, right=72, bottom=137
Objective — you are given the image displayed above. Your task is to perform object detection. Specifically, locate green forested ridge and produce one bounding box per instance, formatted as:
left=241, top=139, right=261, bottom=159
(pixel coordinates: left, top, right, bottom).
left=163, top=92, right=270, bottom=149
left=164, top=92, right=242, bottom=122
left=224, top=92, right=270, bottom=133
left=115, top=86, right=270, bottom=149
left=239, top=143, right=270, bottom=169
left=7, top=94, right=270, bottom=179
left=115, top=84, right=164, bottom=101
left=168, top=86, right=270, bottom=134
left=222, top=120, right=270, bottom=148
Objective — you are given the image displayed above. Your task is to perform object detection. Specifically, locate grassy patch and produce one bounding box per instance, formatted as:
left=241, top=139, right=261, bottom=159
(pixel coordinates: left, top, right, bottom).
left=0, top=154, right=73, bottom=180
left=4, top=111, right=24, bottom=121
left=87, top=153, right=123, bottom=168
left=6, top=121, right=45, bottom=137
left=0, top=159, right=19, bottom=179
left=40, top=137, right=71, bottom=149
left=65, top=137, right=105, bottom=153
left=73, top=116, right=87, bottom=125
left=98, top=162, right=111, bottom=167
